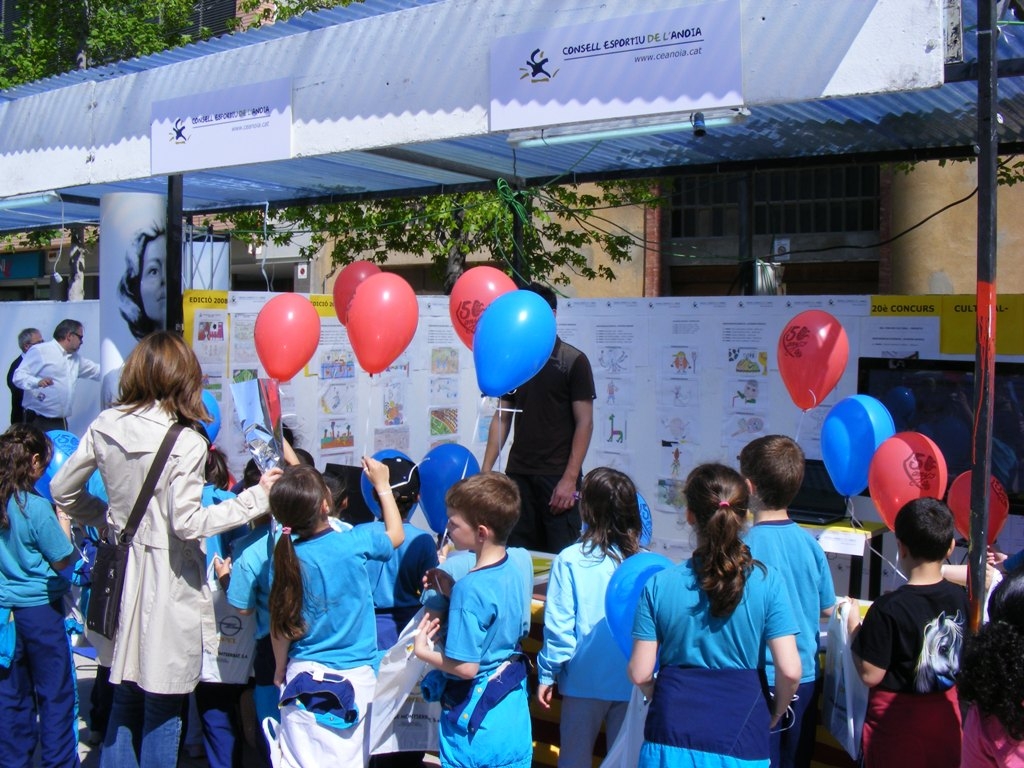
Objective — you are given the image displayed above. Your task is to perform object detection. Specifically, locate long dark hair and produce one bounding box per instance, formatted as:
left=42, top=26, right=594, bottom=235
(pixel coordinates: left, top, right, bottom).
left=685, top=463, right=756, bottom=617
left=268, top=465, right=331, bottom=642
left=0, top=425, right=52, bottom=528
left=579, top=467, right=641, bottom=564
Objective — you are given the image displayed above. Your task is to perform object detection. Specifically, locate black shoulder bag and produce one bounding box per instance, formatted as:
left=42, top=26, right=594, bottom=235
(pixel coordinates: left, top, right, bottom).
left=86, top=423, right=185, bottom=639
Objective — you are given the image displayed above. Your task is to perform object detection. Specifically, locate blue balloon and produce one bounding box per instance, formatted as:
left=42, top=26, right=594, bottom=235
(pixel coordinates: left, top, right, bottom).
left=821, top=395, right=896, bottom=497
left=418, top=443, right=481, bottom=535
left=34, top=430, right=80, bottom=503
left=605, top=551, right=674, bottom=659
left=637, top=492, right=653, bottom=548
left=360, top=449, right=415, bottom=518
left=202, top=390, right=222, bottom=444
left=473, top=290, right=557, bottom=397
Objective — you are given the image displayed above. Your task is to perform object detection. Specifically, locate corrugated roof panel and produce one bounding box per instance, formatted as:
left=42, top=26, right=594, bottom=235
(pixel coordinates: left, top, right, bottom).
left=0, top=0, right=445, bottom=101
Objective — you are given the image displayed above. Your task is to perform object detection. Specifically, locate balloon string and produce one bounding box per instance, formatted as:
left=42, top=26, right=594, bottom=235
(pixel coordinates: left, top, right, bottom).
left=364, top=375, right=377, bottom=456
left=847, top=498, right=907, bottom=585
left=794, top=410, right=804, bottom=443
left=491, top=401, right=523, bottom=474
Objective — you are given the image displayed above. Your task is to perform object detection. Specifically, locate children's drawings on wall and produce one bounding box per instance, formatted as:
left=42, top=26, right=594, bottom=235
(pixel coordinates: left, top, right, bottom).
left=601, top=409, right=629, bottom=449
left=664, top=346, right=699, bottom=378
left=374, top=426, right=410, bottom=453
left=430, top=407, right=458, bottom=437
left=320, top=349, right=357, bottom=380
left=319, top=382, right=356, bottom=417
left=600, top=377, right=631, bottom=407
left=656, top=477, right=686, bottom=514
left=382, top=380, right=406, bottom=427
left=431, top=346, right=460, bottom=375
left=724, top=377, right=771, bottom=415
left=661, top=441, right=695, bottom=480
left=597, top=346, right=631, bottom=375
left=430, top=376, right=459, bottom=403
left=658, top=412, right=692, bottom=444
left=660, top=378, right=699, bottom=408
left=727, top=347, right=769, bottom=376
left=321, top=420, right=355, bottom=454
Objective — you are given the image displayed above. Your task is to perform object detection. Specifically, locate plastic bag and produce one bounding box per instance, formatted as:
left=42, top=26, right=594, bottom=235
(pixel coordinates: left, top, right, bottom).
left=369, top=608, right=441, bottom=754
left=598, top=684, right=648, bottom=768
left=200, top=562, right=256, bottom=684
left=821, top=602, right=869, bottom=760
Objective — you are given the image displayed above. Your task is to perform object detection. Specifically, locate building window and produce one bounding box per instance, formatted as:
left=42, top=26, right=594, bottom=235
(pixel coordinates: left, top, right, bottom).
left=669, top=165, right=879, bottom=239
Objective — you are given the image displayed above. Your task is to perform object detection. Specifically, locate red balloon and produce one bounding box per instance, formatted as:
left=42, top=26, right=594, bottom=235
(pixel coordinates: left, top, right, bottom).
left=332, top=260, right=381, bottom=326
left=254, top=294, right=321, bottom=381
left=448, top=267, right=517, bottom=349
left=947, top=470, right=1009, bottom=545
left=777, top=310, right=849, bottom=411
left=868, top=432, right=949, bottom=530
left=347, top=273, right=419, bottom=374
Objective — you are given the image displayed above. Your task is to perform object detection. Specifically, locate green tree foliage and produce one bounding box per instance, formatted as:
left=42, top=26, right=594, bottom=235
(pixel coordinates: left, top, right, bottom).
left=213, top=179, right=662, bottom=292
left=0, top=0, right=200, bottom=88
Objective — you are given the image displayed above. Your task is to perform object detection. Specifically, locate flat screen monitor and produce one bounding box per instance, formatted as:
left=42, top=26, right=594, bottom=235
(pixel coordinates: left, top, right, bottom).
left=856, top=356, right=1024, bottom=515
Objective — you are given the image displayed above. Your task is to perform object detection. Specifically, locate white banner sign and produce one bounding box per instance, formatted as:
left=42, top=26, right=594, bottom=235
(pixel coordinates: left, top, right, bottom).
left=490, top=3, right=742, bottom=132
left=151, top=79, right=292, bottom=174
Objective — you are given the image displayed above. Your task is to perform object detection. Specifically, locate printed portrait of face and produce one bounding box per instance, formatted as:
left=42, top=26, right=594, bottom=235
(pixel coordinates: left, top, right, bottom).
left=140, top=233, right=167, bottom=326
left=118, top=224, right=167, bottom=340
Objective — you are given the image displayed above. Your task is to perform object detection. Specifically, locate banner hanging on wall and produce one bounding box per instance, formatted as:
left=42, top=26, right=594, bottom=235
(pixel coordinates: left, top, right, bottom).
left=151, top=78, right=292, bottom=174
left=490, top=3, right=742, bottom=131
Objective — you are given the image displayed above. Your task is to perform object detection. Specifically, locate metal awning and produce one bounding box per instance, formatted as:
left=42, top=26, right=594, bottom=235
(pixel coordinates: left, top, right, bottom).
left=0, top=0, right=1020, bottom=234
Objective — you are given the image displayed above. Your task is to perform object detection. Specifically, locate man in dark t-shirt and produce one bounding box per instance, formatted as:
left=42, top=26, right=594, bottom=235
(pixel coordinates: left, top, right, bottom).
left=483, top=283, right=595, bottom=553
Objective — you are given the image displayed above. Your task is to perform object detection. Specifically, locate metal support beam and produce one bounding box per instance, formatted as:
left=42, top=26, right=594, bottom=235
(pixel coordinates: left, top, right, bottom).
left=167, top=175, right=184, bottom=335
left=970, top=0, right=999, bottom=633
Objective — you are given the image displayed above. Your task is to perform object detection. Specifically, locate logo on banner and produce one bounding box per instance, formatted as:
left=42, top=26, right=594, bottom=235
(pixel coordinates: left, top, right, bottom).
left=519, top=48, right=558, bottom=82
left=171, top=118, right=188, bottom=144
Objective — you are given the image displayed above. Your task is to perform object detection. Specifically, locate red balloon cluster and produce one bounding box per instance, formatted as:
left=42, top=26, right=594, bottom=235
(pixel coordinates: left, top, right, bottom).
left=777, top=310, right=849, bottom=411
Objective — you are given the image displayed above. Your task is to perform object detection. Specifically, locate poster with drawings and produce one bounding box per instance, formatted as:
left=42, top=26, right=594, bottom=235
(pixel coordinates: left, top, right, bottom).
left=202, top=292, right=1023, bottom=552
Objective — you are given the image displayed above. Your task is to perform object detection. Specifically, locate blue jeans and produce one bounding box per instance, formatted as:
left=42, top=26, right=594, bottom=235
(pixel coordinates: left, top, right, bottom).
left=100, top=681, right=186, bottom=768
left=0, top=600, right=80, bottom=768
left=769, top=678, right=820, bottom=768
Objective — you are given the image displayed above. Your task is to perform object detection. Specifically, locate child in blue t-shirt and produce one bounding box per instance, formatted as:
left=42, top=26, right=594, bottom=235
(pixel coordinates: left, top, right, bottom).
left=0, top=425, right=78, bottom=768
left=362, top=456, right=438, bottom=651
left=269, top=459, right=404, bottom=767
left=413, top=472, right=533, bottom=768
left=740, top=435, right=836, bottom=768
left=536, top=467, right=643, bottom=768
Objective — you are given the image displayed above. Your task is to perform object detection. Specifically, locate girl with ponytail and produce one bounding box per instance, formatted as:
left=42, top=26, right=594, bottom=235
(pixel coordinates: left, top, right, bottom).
left=628, top=463, right=801, bottom=768
left=268, top=458, right=404, bottom=767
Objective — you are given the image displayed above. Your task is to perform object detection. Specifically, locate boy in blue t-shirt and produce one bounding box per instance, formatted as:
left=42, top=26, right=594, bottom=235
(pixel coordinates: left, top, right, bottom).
left=413, top=472, right=533, bottom=768
left=740, top=435, right=836, bottom=768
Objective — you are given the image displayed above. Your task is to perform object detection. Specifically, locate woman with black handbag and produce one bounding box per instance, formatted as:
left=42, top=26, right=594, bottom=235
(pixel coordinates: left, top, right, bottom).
left=51, top=331, right=281, bottom=768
